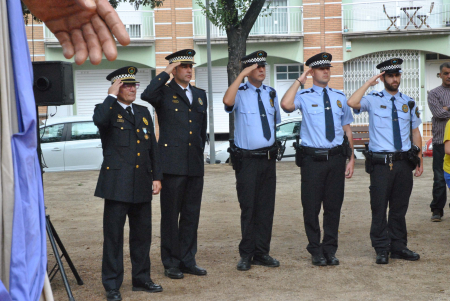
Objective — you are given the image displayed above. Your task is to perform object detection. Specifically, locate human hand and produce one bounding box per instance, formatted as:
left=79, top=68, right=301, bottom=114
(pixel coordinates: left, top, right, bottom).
left=164, top=62, right=181, bottom=75
left=240, top=64, right=259, bottom=78
left=297, top=68, right=312, bottom=85
left=443, top=106, right=449, bottom=111
left=366, top=72, right=385, bottom=87
left=108, top=79, right=123, bottom=96
left=345, top=158, right=355, bottom=179
left=22, top=0, right=130, bottom=65
left=152, top=180, right=162, bottom=195
left=414, top=160, right=423, bottom=177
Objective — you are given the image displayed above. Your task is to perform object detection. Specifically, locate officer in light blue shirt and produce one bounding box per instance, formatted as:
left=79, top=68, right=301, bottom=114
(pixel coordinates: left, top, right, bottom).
left=347, top=58, right=423, bottom=265
left=223, top=50, right=281, bottom=272
left=281, top=52, right=355, bottom=267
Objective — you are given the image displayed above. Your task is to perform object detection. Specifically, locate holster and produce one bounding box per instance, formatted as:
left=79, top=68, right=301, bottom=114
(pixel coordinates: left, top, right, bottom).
left=227, top=143, right=242, bottom=173
left=362, top=143, right=373, bottom=174
left=343, top=134, right=353, bottom=159
left=407, top=145, right=421, bottom=170
left=293, top=142, right=303, bottom=167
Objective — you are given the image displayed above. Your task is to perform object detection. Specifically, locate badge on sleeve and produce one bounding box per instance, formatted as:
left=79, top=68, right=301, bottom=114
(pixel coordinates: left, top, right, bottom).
left=402, top=104, right=408, bottom=113
left=270, top=99, right=274, bottom=107
left=198, top=97, right=203, bottom=105
left=143, top=117, right=149, bottom=125
left=415, top=107, right=420, bottom=118
left=337, top=100, right=342, bottom=108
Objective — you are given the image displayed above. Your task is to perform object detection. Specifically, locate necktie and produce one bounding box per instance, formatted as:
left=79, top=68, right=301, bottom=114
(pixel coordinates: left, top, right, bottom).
left=184, top=88, right=191, bottom=104
left=391, top=97, right=402, bottom=151
left=256, top=88, right=271, bottom=141
left=126, top=106, right=134, bottom=118
left=323, top=88, right=335, bottom=142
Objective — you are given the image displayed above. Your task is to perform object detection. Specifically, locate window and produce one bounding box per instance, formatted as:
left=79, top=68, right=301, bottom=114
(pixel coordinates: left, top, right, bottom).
left=71, top=122, right=100, bottom=141
left=40, top=124, right=65, bottom=143
left=277, top=121, right=301, bottom=139
left=276, top=65, right=301, bottom=80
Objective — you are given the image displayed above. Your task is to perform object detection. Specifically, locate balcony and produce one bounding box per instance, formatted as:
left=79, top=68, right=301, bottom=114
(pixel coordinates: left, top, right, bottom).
left=44, top=10, right=155, bottom=47
left=342, top=1, right=450, bottom=39
left=193, top=6, right=303, bottom=44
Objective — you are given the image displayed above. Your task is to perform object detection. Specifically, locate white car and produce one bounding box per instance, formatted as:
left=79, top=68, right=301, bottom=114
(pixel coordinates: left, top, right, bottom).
left=206, top=117, right=302, bottom=163
left=39, top=116, right=103, bottom=172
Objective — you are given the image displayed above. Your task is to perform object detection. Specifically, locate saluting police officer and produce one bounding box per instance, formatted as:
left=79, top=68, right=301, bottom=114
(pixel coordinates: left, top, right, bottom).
left=141, top=50, right=208, bottom=279
left=280, top=52, right=355, bottom=267
left=93, top=67, right=163, bottom=301
left=347, top=58, right=423, bottom=264
left=223, top=50, right=282, bottom=271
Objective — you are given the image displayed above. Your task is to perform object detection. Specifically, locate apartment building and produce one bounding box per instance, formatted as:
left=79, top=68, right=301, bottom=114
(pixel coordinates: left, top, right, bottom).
left=27, top=0, right=450, bottom=142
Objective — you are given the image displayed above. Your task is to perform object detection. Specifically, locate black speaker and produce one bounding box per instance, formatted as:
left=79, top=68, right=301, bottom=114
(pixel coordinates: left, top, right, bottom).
left=32, top=61, right=75, bottom=106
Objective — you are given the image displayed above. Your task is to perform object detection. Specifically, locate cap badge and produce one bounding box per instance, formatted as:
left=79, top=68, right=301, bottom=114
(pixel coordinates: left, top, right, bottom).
left=402, top=104, right=408, bottom=113
left=391, top=59, right=398, bottom=65
left=322, top=53, right=329, bottom=59
left=187, top=50, right=193, bottom=56
left=128, top=67, right=136, bottom=74
left=143, top=117, right=149, bottom=126
left=257, top=51, right=264, bottom=57
left=337, top=100, right=342, bottom=108
left=198, top=97, right=203, bottom=105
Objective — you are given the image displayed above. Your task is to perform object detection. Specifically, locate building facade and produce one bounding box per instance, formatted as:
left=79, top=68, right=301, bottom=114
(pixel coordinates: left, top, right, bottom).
left=27, top=0, right=450, bottom=143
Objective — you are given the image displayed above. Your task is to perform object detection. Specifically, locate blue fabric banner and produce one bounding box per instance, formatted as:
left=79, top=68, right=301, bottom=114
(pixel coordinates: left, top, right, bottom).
left=6, top=0, right=47, bottom=300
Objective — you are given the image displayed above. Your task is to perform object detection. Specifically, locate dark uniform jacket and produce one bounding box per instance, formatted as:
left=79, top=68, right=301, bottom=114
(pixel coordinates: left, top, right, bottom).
left=141, top=72, right=207, bottom=177
left=93, top=96, right=162, bottom=203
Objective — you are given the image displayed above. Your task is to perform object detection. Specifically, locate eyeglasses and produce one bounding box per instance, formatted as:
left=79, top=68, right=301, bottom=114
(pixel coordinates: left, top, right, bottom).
left=122, top=83, right=140, bottom=89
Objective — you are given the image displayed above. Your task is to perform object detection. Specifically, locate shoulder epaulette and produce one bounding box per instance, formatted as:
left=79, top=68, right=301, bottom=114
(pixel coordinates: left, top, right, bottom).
left=300, top=88, right=314, bottom=95
left=370, top=90, right=383, bottom=97
left=191, top=85, right=205, bottom=92
left=133, top=103, right=146, bottom=108
left=329, top=88, right=345, bottom=96
left=238, top=84, right=248, bottom=91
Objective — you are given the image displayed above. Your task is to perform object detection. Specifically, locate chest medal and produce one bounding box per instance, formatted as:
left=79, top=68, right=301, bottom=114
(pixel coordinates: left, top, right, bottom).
left=143, top=117, right=149, bottom=125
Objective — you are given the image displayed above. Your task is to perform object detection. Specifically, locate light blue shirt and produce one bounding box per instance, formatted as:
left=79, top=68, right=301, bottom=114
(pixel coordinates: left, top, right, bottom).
left=354, top=89, right=422, bottom=152
left=225, top=82, right=282, bottom=150
left=284, top=84, right=354, bottom=148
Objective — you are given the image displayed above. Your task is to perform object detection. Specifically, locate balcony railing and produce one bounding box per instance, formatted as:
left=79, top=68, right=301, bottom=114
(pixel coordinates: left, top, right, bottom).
left=193, top=6, right=303, bottom=39
left=44, top=10, right=155, bottom=41
left=342, top=1, right=450, bottom=33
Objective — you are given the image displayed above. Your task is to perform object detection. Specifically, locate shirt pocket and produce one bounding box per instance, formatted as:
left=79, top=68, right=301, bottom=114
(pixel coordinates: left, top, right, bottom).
left=333, top=108, right=344, bottom=127
left=239, top=106, right=258, bottom=126
left=373, top=109, right=391, bottom=128
left=113, top=123, right=133, bottom=146
left=305, top=105, right=324, bottom=126
left=397, top=111, right=411, bottom=134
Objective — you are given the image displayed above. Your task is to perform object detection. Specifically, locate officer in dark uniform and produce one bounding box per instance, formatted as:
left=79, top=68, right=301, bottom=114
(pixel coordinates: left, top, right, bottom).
left=223, top=50, right=282, bottom=271
left=281, top=53, right=355, bottom=266
left=347, top=58, right=423, bottom=264
left=93, top=66, right=163, bottom=301
left=141, top=49, right=208, bottom=279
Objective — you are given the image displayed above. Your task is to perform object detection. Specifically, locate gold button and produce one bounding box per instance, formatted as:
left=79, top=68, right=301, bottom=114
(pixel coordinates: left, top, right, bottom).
left=189, top=120, right=192, bottom=123
left=137, top=153, right=140, bottom=156
left=165, top=144, right=168, bottom=147
left=110, top=107, right=112, bottom=109
left=136, top=165, right=139, bottom=168
left=121, top=127, right=123, bottom=130
left=137, top=129, right=140, bottom=132
left=189, top=109, right=191, bottom=112
left=107, top=167, right=109, bottom=170
left=190, top=131, right=192, bottom=134
left=175, top=109, right=178, bottom=111
left=158, top=78, right=161, bottom=80
left=189, top=143, right=191, bottom=146
left=151, top=170, right=153, bottom=172
left=137, top=140, right=140, bottom=143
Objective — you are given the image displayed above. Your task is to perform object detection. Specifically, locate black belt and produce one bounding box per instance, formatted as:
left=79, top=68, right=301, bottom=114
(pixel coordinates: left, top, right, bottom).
left=239, top=145, right=277, bottom=159
left=303, top=145, right=343, bottom=157
left=372, top=152, right=409, bottom=161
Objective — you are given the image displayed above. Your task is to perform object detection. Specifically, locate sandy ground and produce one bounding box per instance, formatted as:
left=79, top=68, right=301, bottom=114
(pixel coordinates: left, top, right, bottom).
left=44, top=158, right=450, bottom=301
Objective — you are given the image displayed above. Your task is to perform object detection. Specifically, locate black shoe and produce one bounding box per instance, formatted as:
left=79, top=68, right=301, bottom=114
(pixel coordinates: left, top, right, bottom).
left=132, top=281, right=163, bottom=293
left=237, top=257, right=251, bottom=271
left=252, top=254, right=280, bottom=267
left=106, top=289, right=122, bottom=301
left=376, top=251, right=389, bottom=264
left=431, top=209, right=442, bottom=222
left=164, top=267, right=184, bottom=279
left=311, top=255, right=327, bottom=266
left=324, top=254, right=339, bottom=266
left=390, top=249, right=420, bottom=261
left=180, top=265, right=207, bottom=276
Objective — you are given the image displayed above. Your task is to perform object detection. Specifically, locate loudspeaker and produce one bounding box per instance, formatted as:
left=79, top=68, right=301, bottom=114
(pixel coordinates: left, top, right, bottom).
left=32, top=61, right=75, bottom=106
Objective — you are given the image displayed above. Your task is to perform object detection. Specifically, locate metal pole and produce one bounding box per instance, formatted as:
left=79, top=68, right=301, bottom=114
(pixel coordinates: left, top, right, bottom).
left=206, top=0, right=216, bottom=164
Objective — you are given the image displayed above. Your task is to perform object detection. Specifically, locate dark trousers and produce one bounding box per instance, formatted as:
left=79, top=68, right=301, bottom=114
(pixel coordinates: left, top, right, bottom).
left=430, top=143, right=447, bottom=215
left=160, top=174, right=203, bottom=269
left=102, top=199, right=152, bottom=291
left=369, top=160, right=413, bottom=253
left=300, top=154, right=346, bottom=256
left=235, top=157, right=276, bottom=258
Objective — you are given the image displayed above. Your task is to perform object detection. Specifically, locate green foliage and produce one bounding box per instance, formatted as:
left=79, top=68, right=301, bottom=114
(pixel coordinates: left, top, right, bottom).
left=196, top=0, right=274, bottom=30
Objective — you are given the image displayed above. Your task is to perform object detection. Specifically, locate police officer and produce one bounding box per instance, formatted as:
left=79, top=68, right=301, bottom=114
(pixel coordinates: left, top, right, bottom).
left=141, top=50, right=208, bottom=279
left=93, top=66, right=163, bottom=301
left=347, top=58, right=423, bottom=264
left=280, top=52, right=355, bottom=266
left=223, top=50, right=282, bottom=271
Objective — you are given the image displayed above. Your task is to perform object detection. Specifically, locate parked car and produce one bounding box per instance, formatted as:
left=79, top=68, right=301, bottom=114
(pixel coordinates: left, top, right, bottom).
left=39, top=116, right=103, bottom=172
left=206, top=117, right=302, bottom=164
left=423, top=138, right=433, bottom=157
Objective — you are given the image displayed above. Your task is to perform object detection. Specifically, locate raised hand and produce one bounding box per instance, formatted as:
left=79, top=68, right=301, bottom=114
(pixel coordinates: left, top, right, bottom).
left=164, top=62, right=182, bottom=75
left=108, top=79, right=123, bottom=96
left=240, top=64, right=259, bottom=77
left=297, top=68, right=312, bottom=85
left=22, top=0, right=130, bottom=65
left=366, top=72, right=385, bottom=87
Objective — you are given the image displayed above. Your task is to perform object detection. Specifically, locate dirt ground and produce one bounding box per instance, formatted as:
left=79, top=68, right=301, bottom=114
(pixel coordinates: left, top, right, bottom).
left=44, top=158, right=450, bottom=301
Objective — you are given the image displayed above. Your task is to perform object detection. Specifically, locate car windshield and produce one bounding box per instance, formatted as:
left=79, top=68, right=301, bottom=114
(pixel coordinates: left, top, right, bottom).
left=277, top=121, right=301, bottom=139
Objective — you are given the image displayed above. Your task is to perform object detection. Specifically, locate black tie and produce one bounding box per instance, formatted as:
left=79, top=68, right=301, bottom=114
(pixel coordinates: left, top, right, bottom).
left=256, top=88, right=271, bottom=141
left=126, top=106, right=134, bottom=118
left=184, top=89, right=190, bottom=104
left=391, top=97, right=402, bottom=151
left=323, top=88, right=335, bottom=142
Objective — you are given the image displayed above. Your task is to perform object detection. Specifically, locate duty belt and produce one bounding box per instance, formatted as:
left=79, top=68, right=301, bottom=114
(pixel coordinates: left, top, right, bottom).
left=239, top=145, right=278, bottom=159
left=303, top=145, right=343, bottom=157
left=372, top=151, right=409, bottom=161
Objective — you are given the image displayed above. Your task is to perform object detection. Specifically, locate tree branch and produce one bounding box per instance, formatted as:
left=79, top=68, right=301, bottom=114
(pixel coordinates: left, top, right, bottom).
left=240, top=0, right=266, bottom=34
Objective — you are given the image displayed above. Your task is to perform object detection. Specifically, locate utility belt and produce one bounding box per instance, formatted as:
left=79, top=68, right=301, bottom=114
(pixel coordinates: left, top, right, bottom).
left=362, top=144, right=421, bottom=174
left=228, top=143, right=279, bottom=173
